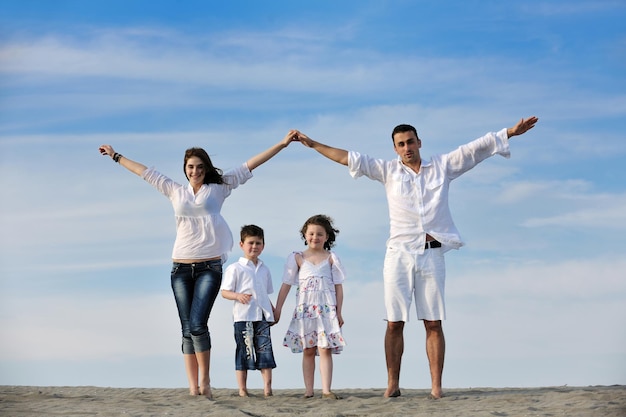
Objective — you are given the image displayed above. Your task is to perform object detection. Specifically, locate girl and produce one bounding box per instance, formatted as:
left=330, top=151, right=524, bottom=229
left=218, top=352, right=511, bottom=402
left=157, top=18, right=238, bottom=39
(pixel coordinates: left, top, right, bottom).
left=98, top=130, right=298, bottom=398
left=274, top=214, right=346, bottom=399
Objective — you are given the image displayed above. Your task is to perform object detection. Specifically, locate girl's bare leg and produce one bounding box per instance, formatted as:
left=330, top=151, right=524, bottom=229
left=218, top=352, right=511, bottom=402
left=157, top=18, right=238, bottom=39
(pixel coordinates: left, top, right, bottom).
left=319, top=348, right=333, bottom=395
left=302, top=348, right=316, bottom=397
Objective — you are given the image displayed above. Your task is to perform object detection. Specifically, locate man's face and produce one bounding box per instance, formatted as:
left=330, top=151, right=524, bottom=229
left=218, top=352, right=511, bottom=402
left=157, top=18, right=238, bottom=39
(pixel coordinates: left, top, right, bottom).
left=392, top=131, right=421, bottom=165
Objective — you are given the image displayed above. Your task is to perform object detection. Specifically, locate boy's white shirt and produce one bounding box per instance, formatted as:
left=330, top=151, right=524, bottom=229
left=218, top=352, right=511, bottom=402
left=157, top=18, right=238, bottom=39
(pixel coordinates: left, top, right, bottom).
left=221, top=257, right=274, bottom=322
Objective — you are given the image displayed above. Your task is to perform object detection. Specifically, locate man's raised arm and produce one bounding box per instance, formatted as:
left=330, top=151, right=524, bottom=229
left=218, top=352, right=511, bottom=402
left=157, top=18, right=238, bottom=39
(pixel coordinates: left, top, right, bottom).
left=296, top=131, right=349, bottom=166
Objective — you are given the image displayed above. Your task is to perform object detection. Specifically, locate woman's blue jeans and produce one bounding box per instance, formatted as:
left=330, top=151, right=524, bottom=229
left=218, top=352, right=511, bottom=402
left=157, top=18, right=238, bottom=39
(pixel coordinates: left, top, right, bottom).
left=170, top=260, right=222, bottom=354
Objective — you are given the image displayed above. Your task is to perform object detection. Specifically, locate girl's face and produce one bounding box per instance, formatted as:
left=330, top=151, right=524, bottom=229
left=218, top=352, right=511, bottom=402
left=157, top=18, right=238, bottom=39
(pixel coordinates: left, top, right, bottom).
left=185, top=156, right=206, bottom=188
left=305, top=224, right=328, bottom=250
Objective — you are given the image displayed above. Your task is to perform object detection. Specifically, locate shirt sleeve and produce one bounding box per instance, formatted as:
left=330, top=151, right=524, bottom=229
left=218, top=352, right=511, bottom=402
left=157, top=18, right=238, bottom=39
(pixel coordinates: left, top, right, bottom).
left=265, top=268, right=274, bottom=295
left=141, top=167, right=180, bottom=199
left=348, top=151, right=388, bottom=183
left=281, top=252, right=300, bottom=285
left=330, top=252, right=346, bottom=284
left=221, top=163, right=253, bottom=195
left=220, top=263, right=238, bottom=291
left=444, top=128, right=511, bottom=180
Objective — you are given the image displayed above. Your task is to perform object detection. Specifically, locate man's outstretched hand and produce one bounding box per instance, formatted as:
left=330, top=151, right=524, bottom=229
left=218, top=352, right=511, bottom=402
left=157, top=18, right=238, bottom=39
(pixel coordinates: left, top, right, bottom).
left=507, top=116, right=539, bottom=138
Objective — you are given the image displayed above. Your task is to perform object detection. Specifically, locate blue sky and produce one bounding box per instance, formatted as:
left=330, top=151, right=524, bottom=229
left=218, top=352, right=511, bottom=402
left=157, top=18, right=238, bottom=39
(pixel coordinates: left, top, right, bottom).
left=1, top=0, right=625, bottom=391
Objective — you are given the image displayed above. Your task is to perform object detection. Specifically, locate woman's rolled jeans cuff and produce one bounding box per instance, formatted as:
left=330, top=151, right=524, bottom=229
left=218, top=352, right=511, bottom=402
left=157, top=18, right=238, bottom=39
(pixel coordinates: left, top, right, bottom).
left=170, top=260, right=222, bottom=355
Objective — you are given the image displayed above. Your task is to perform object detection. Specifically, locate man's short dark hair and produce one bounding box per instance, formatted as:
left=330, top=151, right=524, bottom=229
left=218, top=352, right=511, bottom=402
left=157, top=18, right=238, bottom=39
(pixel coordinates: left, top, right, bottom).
left=391, top=124, right=419, bottom=142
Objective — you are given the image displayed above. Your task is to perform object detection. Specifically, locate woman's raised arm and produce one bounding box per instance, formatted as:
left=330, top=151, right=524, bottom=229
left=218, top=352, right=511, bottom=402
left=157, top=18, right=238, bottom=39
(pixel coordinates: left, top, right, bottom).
left=245, top=129, right=299, bottom=171
left=99, top=145, right=148, bottom=176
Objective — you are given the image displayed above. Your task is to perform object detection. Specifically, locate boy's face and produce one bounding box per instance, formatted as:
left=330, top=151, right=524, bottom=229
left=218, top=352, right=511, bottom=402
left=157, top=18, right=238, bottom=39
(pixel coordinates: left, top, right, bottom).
left=240, top=235, right=265, bottom=261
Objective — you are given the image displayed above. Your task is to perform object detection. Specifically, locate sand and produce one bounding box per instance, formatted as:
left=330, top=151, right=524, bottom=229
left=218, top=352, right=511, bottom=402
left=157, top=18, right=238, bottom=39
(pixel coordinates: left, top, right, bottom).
left=1, top=385, right=624, bottom=416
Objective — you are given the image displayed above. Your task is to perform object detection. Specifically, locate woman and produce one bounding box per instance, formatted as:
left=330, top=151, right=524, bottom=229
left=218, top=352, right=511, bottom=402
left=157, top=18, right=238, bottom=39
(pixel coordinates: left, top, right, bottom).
left=98, top=130, right=298, bottom=398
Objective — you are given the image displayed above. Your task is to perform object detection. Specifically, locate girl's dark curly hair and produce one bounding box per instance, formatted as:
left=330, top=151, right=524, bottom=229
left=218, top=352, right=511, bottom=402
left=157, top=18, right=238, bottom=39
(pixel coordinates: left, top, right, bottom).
left=183, top=147, right=224, bottom=184
left=300, top=214, right=340, bottom=250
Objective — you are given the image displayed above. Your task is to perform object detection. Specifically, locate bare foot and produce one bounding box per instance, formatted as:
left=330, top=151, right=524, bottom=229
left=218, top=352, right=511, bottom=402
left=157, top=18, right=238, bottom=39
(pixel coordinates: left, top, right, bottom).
left=264, top=390, right=273, bottom=397
left=200, top=385, right=213, bottom=400
left=384, top=388, right=401, bottom=398
left=428, top=391, right=444, bottom=400
left=239, top=389, right=249, bottom=397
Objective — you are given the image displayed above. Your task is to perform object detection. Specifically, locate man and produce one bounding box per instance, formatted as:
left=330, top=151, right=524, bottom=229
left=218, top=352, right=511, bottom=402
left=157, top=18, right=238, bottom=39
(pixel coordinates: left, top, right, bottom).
left=295, top=116, right=538, bottom=399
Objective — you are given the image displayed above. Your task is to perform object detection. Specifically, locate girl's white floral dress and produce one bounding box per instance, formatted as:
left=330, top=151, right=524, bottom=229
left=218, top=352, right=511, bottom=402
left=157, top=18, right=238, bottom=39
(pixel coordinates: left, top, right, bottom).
left=282, top=251, right=347, bottom=354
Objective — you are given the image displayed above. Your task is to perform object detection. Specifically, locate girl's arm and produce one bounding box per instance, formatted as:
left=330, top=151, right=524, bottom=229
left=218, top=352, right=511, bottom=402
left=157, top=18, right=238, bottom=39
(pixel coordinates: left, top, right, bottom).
left=99, top=145, right=148, bottom=176
left=273, top=283, right=292, bottom=324
left=246, top=130, right=298, bottom=171
left=335, top=284, right=344, bottom=327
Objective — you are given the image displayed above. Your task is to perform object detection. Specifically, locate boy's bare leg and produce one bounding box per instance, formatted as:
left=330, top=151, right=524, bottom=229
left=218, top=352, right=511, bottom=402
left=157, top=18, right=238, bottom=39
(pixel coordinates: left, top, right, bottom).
left=236, top=370, right=249, bottom=397
left=261, top=368, right=273, bottom=396
left=384, top=321, right=404, bottom=397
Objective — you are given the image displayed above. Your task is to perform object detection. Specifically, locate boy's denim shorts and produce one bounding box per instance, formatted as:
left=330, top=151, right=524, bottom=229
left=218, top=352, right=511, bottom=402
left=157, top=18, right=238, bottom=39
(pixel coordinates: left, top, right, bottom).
left=233, top=320, right=276, bottom=371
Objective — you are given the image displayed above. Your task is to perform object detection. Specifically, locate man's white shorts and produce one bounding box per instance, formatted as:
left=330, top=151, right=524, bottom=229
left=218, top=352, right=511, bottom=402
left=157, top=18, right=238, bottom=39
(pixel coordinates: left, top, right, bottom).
left=382, top=246, right=446, bottom=322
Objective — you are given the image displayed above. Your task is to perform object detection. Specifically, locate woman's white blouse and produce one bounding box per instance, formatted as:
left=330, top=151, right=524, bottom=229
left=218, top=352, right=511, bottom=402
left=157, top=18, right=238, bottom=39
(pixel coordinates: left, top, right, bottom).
left=142, top=163, right=253, bottom=262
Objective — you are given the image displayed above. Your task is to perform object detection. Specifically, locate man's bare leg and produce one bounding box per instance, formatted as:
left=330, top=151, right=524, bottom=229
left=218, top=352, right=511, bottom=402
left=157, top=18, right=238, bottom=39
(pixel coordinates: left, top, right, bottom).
left=384, top=321, right=404, bottom=397
left=424, top=320, right=445, bottom=399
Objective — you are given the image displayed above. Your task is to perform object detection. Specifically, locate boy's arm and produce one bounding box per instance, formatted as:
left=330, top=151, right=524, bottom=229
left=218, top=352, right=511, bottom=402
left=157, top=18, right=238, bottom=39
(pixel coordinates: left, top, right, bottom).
left=221, top=289, right=252, bottom=304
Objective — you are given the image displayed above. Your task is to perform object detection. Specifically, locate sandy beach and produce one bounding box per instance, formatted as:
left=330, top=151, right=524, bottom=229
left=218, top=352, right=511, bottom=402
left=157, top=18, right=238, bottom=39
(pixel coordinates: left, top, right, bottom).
left=1, top=385, right=624, bottom=417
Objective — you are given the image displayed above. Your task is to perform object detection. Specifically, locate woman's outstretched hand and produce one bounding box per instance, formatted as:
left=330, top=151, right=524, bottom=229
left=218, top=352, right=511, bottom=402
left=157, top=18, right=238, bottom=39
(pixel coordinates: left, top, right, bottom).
left=281, top=129, right=300, bottom=147
left=98, top=144, right=116, bottom=157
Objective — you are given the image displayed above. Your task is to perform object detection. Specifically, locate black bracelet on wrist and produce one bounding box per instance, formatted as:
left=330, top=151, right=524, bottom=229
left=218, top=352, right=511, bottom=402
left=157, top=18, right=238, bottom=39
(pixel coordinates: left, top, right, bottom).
left=113, top=153, right=123, bottom=163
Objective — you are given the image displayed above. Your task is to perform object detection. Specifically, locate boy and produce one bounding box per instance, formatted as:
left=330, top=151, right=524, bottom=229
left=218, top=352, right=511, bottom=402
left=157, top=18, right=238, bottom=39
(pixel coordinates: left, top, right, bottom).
left=221, top=225, right=277, bottom=397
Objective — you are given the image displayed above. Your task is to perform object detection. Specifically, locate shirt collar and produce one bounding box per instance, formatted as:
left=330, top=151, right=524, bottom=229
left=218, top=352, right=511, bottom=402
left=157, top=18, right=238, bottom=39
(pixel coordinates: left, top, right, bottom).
left=237, top=257, right=263, bottom=268
left=398, top=157, right=431, bottom=174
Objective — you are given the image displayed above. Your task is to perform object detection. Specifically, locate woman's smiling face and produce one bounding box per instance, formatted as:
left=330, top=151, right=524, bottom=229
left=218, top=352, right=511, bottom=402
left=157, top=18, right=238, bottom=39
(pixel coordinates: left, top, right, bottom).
left=185, top=156, right=206, bottom=187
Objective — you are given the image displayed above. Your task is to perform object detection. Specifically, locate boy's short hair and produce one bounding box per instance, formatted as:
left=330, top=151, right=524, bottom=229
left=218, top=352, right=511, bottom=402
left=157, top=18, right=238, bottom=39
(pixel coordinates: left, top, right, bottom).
left=240, top=224, right=264, bottom=243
